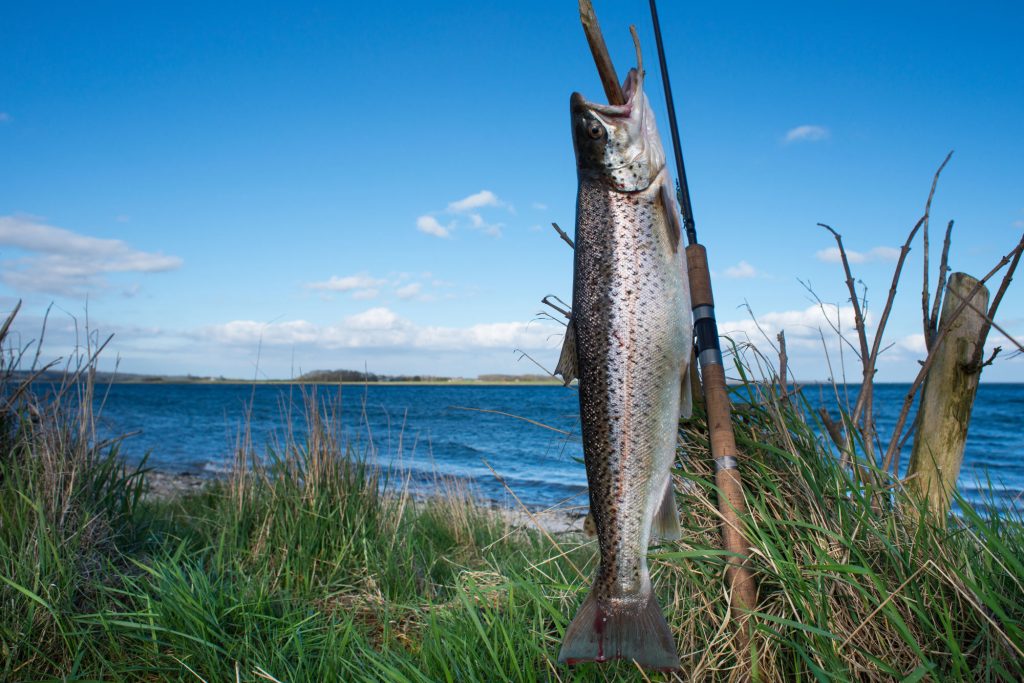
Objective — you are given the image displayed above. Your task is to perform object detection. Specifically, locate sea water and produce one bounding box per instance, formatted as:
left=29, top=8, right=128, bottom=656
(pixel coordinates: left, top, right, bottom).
left=89, top=382, right=1023, bottom=513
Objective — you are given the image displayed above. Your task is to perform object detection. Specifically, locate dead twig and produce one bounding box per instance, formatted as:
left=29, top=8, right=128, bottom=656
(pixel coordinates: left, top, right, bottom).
left=818, top=224, right=870, bottom=366
left=944, top=283, right=1024, bottom=361
left=929, top=219, right=955, bottom=341
left=922, top=151, right=955, bottom=350
left=551, top=222, right=575, bottom=250
left=968, top=230, right=1024, bottom=370
left=578, top=0, right=625, bottom=105
left=882, top=234, right=1024, bottom=472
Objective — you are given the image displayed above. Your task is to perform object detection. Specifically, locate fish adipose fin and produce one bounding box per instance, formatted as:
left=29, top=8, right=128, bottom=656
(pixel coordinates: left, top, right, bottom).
left=558, top=588, right=680, bottom=671
left=554, top=319, right=578, bottom=385
left=652, top=476, right=682, bottom=541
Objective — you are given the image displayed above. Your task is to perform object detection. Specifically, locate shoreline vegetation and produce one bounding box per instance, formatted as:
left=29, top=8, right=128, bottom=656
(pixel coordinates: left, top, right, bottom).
left=3, top=311, right=1023, bottom=681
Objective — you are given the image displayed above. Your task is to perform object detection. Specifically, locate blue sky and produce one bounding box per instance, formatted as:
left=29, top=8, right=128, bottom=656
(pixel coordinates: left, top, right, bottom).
left=2, top=1, right=1022, bottom=381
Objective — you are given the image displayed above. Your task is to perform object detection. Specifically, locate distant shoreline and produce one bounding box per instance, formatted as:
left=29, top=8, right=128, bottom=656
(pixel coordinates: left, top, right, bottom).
left=109, top=378, right=567, bottom=387
left=13, top=371, right=565, bottom=387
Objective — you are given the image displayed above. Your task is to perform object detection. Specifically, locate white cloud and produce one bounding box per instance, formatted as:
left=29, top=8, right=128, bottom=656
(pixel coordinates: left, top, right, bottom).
left=203, top=308, right=561, bottom=353
left=306, top=273, right=386, bottom=292
left=0, top=112, right=10, bottom=123
left=468, top=213, right=503, bottom=237
left=346, top=307, right=400, bottom=330
left=816, top=245, right=899, bottom=264
left=418, top=190, right=513, bottom=238
left=0, top=215, right=182, bottom=296
left=396, top=282, right=422, bottom=299
left=531, top=202, right=548, bottom=211
left=784, top=125, right=829, bottom=144
left=719, top=304, right=864, bottom=345
left=416, top=215, right=451, bottom=238
left=1013, top=219, right=1024, bottom=230
left=447, top=190, right=503, bottom=213
left=817, top=247, right=865, bottom=264
left=724, top=260, right=758, bottom=278
left=869, top=246, right=900, bottom=261
left=351, top=289, right=379, bottom=300
left=896, top=333, right=928, bottom=355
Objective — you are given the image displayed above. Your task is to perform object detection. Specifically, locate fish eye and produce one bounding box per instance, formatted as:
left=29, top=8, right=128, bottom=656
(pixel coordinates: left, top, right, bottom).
left=586, top=121, right=605, bottom=140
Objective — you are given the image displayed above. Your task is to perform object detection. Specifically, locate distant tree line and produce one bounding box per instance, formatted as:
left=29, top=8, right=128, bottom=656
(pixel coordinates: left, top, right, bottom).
left=296, top=369, right=452, bottom=383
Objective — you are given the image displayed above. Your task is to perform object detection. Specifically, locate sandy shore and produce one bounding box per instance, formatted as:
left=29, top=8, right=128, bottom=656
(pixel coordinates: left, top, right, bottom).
left=141, top=469, right=586, bottom=535
left=141, top=470, right=214, bottom=500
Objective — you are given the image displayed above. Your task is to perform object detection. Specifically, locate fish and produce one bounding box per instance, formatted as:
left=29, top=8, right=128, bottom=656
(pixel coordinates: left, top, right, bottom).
left=554, top=55, right=692, bottom=672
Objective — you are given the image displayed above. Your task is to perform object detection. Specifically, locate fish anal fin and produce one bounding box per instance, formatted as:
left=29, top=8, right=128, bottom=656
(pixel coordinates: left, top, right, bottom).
left=658, top=182, right=682, bottom=254
left=652, top=476, right=682, bottom=541
left=680, top=363, right=693, bottom=419
left=554, top=319, right=578, bottom=386
left=558, top=588, right=680, bottom=671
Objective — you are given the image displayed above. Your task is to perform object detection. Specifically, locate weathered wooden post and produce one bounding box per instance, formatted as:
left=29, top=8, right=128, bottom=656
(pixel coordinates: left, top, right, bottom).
left=907, top=272, right=990, bottom=517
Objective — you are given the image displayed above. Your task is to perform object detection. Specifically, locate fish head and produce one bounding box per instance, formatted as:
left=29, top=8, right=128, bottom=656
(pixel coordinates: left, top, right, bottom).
left=570, top=68, right=665, bottom=192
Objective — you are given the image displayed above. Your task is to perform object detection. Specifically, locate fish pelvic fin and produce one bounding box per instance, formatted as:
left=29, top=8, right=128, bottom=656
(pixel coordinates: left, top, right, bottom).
left=558, top=588, right=680, bottom=671
left=582, top=511, right=597, bottom=538
left=554, top=318, right=578, bottom=386
left=652, top=475, right=682, bottom=541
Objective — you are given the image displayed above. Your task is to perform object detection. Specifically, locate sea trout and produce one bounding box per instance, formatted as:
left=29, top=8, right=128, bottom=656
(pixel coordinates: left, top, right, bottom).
left=555, top=57, right=692, bottom=671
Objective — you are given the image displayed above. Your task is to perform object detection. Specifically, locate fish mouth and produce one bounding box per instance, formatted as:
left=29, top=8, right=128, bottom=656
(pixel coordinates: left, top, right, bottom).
left=570, top=69, right=642, bottom=118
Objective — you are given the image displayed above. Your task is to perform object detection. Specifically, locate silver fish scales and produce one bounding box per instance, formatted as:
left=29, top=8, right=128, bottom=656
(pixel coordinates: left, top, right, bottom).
left=555, top=62, right=691, bottom=672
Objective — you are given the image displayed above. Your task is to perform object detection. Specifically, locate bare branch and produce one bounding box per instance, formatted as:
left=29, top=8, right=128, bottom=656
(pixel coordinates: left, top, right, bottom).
left=944, top=281, right=1024, bottom=359
left=882, top=235, right=1024, bottom=472
left=541, top=294, right=571, bottom=319
left=980, top=346, right=1002, bottom=369
left=551, top=222, right=575, bottom=250
left=921, top=150, right=954, bottom=348
left=971, top=232, right=1024, bottom=368
left=929, top=220, right=955, bottom=340
left=819, top=224, right=871, bottom=366
left=860, top=216, right=925, bottom=376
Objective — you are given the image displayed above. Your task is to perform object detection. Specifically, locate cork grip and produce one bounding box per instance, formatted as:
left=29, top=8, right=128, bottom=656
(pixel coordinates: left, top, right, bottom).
left=686, top=243, right=758, bottom=622
left=687, top=244, right=714, bottom=308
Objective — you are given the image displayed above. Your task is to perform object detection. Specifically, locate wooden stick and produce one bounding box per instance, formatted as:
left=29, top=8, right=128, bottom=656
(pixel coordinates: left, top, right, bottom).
left=578, top=0, right=625, bottom=104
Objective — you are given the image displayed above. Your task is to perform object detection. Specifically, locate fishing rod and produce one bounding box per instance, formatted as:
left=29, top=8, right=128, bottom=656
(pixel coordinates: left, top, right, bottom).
left=646, top=0, right=758, bottom=629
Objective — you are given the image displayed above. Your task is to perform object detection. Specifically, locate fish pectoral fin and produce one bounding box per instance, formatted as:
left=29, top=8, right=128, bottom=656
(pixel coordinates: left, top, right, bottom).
left=557, top=588, right=680, bottom=671
left=680, top=363, right=693, bottom=419
left=554, top=318, right=578, bottom=386
left=658, top=181, right=682, bottom=254
left=652, top=476, right=682, bottom=541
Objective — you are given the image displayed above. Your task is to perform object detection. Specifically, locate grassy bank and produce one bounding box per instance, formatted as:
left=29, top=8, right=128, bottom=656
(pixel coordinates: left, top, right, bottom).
left=2, top=329, right=1023, bottom=680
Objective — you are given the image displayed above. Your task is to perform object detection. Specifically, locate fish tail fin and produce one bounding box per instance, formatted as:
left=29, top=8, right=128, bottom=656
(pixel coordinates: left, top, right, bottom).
left=557, top=588, right=680, bottom=671
left=652, top=476, right=682, bottom=541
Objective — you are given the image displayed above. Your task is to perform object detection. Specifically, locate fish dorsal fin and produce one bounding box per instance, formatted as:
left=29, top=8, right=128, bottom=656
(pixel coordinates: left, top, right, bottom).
left=658, top=181, right=682, bottom=254
left=554, top=318, right=578, bottom=386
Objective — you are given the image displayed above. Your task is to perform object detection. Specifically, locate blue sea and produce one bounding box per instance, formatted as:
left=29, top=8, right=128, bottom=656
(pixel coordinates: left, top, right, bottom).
left=89, top=382, right=1024, bottom=514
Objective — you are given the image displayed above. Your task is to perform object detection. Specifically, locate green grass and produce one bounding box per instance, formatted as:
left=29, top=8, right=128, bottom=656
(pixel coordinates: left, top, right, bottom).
left=2, top=321, right=1023, bottom=681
